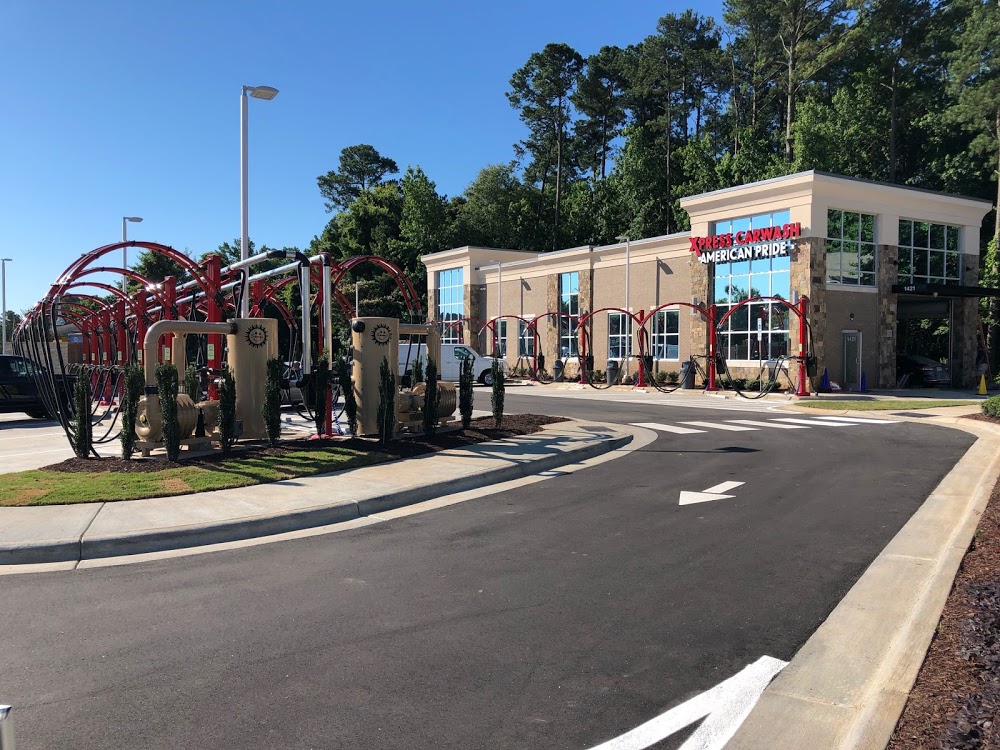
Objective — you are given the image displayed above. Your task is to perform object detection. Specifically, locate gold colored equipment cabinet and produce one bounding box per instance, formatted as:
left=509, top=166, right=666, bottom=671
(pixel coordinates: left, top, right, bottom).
left=227, top=318, right=278, bottom=439
left=351, top=317, right=399, bottom=436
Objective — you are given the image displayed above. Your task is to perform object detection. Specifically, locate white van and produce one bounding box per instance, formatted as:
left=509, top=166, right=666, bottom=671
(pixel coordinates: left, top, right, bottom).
left=398, top=343, right=508, bottom=385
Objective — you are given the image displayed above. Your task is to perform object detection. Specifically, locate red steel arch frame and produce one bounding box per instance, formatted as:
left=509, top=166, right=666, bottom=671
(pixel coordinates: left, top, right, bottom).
left=527, top=311, right=580, bottom=381
left=713, top=294, right=811, bottom=397
left=577, top=307, right=648, bottom=386
left=639, top=301, right=717, bottom=391
left=478, top=315, right=539, bottom=377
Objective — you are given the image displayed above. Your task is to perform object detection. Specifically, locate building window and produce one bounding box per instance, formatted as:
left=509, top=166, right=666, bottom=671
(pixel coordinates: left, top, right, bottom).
left=650, top=309, right=679, bottom=360
left=490, top=319, right=507, bottom=356
left=436, top=268, right=463, bottom=344
left=898, top=219, right=962, bottom=285
left=559, top=272, right=579, bottom=358
left=713, top=211, right=792, bottom=360
left=826, top=209, right=877, bottom=286
left=518, top=320, right=535, bottom=357
left=607, top=312, right=633, bottom=360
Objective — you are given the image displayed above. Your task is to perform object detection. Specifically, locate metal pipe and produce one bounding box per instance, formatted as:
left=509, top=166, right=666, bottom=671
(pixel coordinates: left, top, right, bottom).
left=322, top=263, right=333, bottom=359
left=144, top=320, right=235, bottom=386
left=240, top=88, right=250, bottom=317
left=299, top=260, right=312, bottom=375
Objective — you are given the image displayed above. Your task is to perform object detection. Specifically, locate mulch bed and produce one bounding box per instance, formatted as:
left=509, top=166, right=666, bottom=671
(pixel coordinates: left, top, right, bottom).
left=43, top=414, right=566, bottom=474
left=889, top=412, right=1000, bottom=749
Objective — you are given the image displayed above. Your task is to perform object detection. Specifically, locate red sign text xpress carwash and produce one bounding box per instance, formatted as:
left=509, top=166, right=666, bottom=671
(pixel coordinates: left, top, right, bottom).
left=689, top=222, right=802, bottom=264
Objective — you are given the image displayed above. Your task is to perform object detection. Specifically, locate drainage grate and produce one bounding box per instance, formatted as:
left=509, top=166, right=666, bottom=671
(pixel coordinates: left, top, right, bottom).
left=894, top=411, right=934, bottom=418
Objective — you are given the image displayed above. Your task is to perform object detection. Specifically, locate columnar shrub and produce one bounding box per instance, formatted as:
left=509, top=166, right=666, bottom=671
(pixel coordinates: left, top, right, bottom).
left=412, top=356, right=424, bottom=385
left=72, top=373, right=93, bottom=459
left=155, top=363, right=181, bottom=462
left=491, top=358, right=505, bottom=429
left=459, top=355, right=474, bottom=429
left=184, top=365, right=200, bottom=402
left=424, top=355, right=440, bottom=436
left=218, top=364, right=237, bottom=455
left=337, top=356, right=358, bottom=436
left=263, top=358, right=283, bottom=447
left=312, top=355, right=330, bottom=436
left=377, top=356, right=396, bottom=445
left=120, top=364, right=144, bottom=460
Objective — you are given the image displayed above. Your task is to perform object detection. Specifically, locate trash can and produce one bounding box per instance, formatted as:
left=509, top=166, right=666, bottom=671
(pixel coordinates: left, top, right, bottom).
left=606, top=359, right=620, bottom=386
left=553, top=358, right=565, bottom=382
left=680, top=359, right=696, bottom=389
left=641, top=355, right=654, bottom=383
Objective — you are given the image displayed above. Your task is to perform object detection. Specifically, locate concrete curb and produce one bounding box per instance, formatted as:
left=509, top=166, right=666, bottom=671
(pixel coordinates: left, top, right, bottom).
left=726, top=416, right=1000, bottom=749
left=0, top=424, right=633, bottom=566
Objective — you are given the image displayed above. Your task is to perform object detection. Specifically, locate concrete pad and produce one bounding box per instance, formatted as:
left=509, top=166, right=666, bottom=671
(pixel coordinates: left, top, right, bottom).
left=0, top=504, right=103, bottom=563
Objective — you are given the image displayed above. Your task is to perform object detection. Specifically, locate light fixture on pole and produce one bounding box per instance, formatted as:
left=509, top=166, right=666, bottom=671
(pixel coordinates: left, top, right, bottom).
left=1, top=258, right=12, bottom=355
left=122, top=216, right=143, bottom=290
left=616, top=234, right=632, bottom=373
left=240, top=84, right=279, bottom=317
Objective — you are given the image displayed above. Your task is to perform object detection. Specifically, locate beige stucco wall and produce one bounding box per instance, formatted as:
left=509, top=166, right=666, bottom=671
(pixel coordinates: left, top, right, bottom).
left=422, top=171, right=991, bottom=388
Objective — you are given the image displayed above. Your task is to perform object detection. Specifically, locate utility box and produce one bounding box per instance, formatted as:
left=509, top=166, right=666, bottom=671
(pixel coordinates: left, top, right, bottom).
left=352, top=317, right=399, bottom=436
left=227, top=317, right=278, bottom=440
left=680, top=359, right=696, bottom=389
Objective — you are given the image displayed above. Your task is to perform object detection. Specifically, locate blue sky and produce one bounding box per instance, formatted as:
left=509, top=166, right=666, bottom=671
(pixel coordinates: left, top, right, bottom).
left=0, top=0, right=724, bottom=317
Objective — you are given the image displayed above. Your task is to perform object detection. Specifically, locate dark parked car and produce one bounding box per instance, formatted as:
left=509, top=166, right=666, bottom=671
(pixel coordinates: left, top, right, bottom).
left=896, top=353, right=950, bottom=388
left=0, top=354, right=50, bottom=418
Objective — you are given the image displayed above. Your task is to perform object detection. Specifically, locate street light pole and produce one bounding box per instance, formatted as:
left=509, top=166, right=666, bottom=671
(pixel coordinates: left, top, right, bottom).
left=1, top=258, right=11, bottom=355
left=122, top=216, right=143, bottom=290
left=240, top=84, right=279, bottom=317
left=616, top=234, right=632, bottom=374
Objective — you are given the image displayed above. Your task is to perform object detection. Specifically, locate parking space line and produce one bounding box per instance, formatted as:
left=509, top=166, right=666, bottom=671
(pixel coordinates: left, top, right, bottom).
left=631, top=422, right=706, bottom=434
left=680, top=421, right=758, bottom=431
left=773, top=418, right=853, bottom=427
left=726, top=419, right=809, bottom=429
left=811, top=415, right=900, bottom=425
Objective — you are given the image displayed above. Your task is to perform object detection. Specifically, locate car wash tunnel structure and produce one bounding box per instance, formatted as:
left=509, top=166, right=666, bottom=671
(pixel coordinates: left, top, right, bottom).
left=12, top=237, right=827, bottom=457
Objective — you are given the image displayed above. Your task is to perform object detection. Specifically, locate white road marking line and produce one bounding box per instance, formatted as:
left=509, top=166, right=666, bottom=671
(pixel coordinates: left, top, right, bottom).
left=810, top=415, right=900, bottom=424
left=726, top=419, right=809, bottom=429
left=630, top=422, right=706, bottom=434
left=772, top=418, right=853, bottom=427
left=4, top=448, right=73, bottom=458
left=703, top=481, right=744, bottom=494
left=680, top=421, right=758, bottom=431
left=584, top=655, right=787, bottom=750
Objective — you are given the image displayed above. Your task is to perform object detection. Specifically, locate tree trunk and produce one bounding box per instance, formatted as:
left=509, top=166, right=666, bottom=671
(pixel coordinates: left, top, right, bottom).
left=888, top=62, right=899, bottom=182
left=554, top=113, right=563, bottom=251
left=785, top=52, right=795, bottom=161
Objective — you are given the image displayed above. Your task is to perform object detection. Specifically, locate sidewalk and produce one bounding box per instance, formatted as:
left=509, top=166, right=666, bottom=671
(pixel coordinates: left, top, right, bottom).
left=0, top=420, right=635, bottom=567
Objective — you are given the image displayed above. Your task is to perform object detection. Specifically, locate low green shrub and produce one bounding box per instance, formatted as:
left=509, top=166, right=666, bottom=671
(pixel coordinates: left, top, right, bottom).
left=982, top=395, right=1000, bottom=418
left=666, top=370, right=679, bottom=383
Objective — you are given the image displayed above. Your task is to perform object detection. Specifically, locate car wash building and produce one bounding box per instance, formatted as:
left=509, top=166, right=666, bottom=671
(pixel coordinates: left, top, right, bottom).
left=420, top=171, right=993, bottom=390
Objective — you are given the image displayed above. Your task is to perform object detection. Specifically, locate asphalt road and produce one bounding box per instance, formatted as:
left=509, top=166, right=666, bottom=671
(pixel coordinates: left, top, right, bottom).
left=0, top=392, right=976, bottom=749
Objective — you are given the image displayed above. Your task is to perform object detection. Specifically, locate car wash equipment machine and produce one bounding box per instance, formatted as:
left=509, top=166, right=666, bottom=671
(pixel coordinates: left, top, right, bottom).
left=350, top=317, right=457, bottom=438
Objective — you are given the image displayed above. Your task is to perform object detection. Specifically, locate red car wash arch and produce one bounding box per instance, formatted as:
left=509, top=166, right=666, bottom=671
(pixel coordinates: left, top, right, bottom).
left=713, top=294, right=812, bottom=397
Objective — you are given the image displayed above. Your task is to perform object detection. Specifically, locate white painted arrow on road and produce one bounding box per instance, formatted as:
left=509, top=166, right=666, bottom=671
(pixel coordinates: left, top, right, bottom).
left=679, top=481, right=745, bottom=506
left=584, top=655, right=787, bottom=750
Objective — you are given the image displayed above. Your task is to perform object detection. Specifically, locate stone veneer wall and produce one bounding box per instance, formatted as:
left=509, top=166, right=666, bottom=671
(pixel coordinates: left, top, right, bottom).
left=689, top=254, right=710, bottom=359
left=877, top=243, right=899, bottom=388
left=466, top=283, right=484, bottom=353
left=788, top=238, right=826, bottom=391
left=954, top=252, right=982, bottom=388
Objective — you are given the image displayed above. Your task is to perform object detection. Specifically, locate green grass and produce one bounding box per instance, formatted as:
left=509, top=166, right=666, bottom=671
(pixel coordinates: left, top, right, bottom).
left=0, top=447, right=388, bottom=507
left=799, top=399, right=978, bottom=411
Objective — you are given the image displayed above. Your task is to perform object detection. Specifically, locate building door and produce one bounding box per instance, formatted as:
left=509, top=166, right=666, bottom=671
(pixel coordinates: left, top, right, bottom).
left=842, top=330, right=862, bottom=390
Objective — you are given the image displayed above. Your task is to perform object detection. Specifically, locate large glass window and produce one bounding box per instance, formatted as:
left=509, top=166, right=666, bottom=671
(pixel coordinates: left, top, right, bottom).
left=607, top=312, right=633, bottom=360
left=436, top=268, right=464, bottom=344
left=898, top=219, right=962, bottom=285
left=650, top=309, right=679, bottom=360
left=518, top=320, right=535, bottom=357
left=826, top=209, right=877, bottom=286
left=713, top=210, right=792, bottom=360
left=559, top=272, right=579, bottom=358
left=491, top=319, right=507, bottom=356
